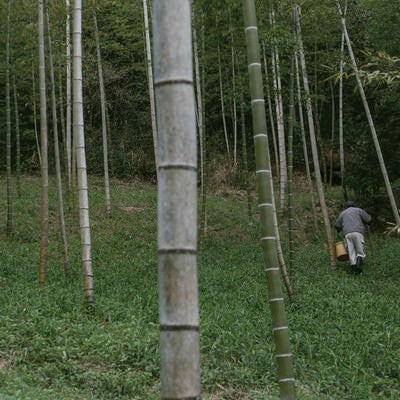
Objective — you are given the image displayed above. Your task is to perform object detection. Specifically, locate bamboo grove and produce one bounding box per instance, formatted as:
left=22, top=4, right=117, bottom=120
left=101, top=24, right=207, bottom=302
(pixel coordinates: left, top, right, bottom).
left=1, top=0, right=400, bottom=399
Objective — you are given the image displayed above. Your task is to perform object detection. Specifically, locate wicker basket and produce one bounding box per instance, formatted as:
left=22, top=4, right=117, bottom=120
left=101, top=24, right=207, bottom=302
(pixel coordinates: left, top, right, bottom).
left=335, top=241, right=349, bottom=261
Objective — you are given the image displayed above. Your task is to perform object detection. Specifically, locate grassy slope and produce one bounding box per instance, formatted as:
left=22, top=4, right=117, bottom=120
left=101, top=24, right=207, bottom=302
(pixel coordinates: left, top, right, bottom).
left=0, top=176, right=399, bottom=399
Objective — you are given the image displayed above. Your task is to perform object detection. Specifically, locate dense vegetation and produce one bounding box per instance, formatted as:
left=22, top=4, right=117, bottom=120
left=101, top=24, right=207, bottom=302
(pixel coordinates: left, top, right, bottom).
left=0, top=1, right=400, bottom=217
left=0, top=176, right=399, bottom=399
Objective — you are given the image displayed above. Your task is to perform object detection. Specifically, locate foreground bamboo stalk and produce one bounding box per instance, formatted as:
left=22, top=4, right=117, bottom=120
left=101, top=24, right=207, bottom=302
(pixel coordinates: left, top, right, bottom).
left=153, top=0, right=201, bottom=398
left=243, top=1, right=296, bottom=398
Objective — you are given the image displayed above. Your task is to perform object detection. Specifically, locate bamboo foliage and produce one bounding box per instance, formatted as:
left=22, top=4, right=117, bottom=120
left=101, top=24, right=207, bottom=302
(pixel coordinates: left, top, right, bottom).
left=73, top=0, right=94, bottom=306
left=336, top=1, right=400, bottom=227
left=242, top=1, right=296, bottom=398
left=153, top=0, right=201, bottom=398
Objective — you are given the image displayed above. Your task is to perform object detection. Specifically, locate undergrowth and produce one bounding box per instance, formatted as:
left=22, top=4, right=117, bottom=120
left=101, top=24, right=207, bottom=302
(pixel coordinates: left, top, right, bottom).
left=0, top=176, right=399, bottom=399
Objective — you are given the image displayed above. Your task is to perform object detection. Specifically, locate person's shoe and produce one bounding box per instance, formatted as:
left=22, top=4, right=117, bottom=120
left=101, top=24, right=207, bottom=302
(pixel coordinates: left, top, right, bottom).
left=351, top=264, right=357, bottom=273
left=356, top=256, right=363, bottom=273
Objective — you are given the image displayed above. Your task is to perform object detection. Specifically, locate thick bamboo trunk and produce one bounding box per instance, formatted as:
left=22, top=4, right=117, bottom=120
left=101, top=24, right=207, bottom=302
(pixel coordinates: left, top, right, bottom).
left=153, top=1, right=201, bottom=398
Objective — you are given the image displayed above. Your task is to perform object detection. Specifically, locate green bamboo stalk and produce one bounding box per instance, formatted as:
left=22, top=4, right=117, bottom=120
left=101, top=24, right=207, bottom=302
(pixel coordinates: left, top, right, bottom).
left=6, top=0, right=13, bottom=237
left=13, top=76, right=21, bottom=198
left=93, top=3, right=111, bottom=214
left=46, top=5, right=70, bottom=278
left=287, top=56, right=295, bottom=273
left=38, top=0, right=49, bottom=288
left=243, top=1, right=296, bottom=398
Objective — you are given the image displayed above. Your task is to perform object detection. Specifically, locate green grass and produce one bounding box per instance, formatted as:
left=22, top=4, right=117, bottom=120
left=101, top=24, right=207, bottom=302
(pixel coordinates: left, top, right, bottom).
left=0, top=176, right=399, bottom=399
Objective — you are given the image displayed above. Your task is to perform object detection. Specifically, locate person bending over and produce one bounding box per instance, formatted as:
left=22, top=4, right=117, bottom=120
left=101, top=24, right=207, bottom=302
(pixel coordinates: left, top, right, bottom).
left=335, top=201, right=372, bottom=273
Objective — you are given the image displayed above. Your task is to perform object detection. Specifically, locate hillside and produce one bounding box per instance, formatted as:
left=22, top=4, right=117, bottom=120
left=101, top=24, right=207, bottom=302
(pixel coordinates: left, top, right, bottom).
left=0, top=176, right=399, bottom=399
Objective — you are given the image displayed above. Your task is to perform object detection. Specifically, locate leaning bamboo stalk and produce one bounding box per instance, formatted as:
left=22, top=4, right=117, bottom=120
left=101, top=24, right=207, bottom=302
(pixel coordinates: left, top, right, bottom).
left=46, top=5, right=70, bottom=278
left=243, top=1, right=296, bottom=398
left=93, top=4, right=111, bottom=214
left=153, top=0, right=201, bottom=398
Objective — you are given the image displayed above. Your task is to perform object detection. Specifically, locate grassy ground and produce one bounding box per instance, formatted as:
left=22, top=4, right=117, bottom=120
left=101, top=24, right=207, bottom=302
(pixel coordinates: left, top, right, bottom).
left=0, top=175, right=399, bottom=399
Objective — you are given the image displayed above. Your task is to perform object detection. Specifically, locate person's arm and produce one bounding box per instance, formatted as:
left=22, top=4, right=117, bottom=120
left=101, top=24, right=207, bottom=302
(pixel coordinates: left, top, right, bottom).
left=361, top=210, right=372, bottom=225
left=334, top=215, right=342, bottom=232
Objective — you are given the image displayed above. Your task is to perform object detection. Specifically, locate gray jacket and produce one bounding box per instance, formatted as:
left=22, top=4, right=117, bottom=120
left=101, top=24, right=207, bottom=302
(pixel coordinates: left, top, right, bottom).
left=335, top=206, right=372, bottom=236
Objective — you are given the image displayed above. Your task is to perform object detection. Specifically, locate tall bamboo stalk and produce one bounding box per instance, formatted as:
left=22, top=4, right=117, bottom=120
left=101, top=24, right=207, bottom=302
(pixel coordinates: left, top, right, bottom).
left=269, top=11, right=287, bottom=210
left=218, top=43, right=230, bottom=159
left=294, top=4, right=336, bottom=269
left=73, top=0, right=94, bottom=306
left=143, top=0, right=159, bottom=174
left=338, top=13, right=346, bottom=198
left=287, top=56, right=295, bottom=272
left=153, top=0, right=201, bottom=398
left=262, top=41, right=279, bottom=177
left=193, top=5, right=207, bottom=237
left=66, top=0, right=72, bottom=194
left=294, top=51, right=318, bottom=232
left=243, top=1, right=296, bottom=398
left=38, top=0, right=49, bottom=287
left=13, top=76, right=21, bottom=198
left=46, top=5, right=70, bottom=278
left=93, top=3, right=111, bottom=214
left=6, top=0, right=13, bottom=237
left=31, top=57, right=41, bottom=166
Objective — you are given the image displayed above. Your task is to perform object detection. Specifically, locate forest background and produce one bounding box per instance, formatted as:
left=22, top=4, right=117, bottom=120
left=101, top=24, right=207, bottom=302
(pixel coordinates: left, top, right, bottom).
left=0, top=0, right=399, bottom=223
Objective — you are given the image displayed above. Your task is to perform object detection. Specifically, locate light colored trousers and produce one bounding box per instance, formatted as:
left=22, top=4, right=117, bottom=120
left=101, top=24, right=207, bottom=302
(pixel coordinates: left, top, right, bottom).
left=345, top=232, right=365, bottom=266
